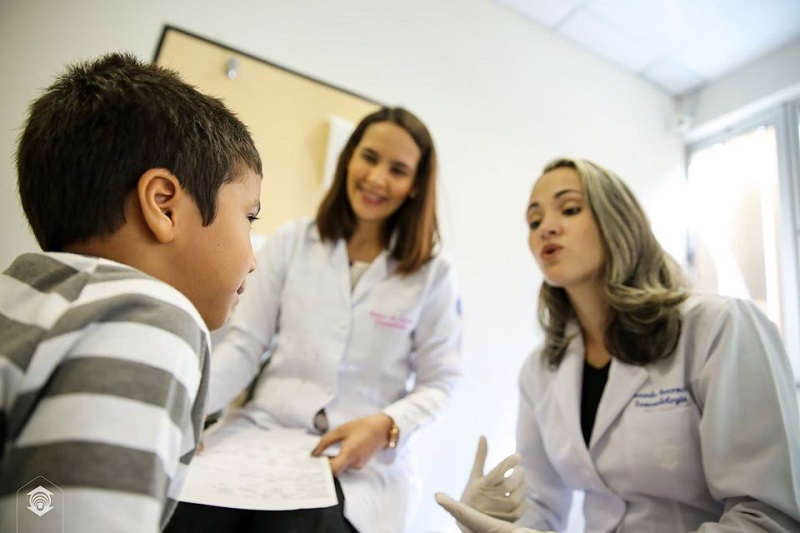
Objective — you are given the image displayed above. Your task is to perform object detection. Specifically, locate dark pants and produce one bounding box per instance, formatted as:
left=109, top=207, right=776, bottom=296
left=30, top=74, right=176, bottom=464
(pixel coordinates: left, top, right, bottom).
left=164, top=477, right=358, bottom=533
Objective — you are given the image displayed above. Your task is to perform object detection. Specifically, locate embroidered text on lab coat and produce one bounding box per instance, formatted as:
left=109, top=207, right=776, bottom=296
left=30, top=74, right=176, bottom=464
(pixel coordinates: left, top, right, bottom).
left=633, top=386, right=690, bottom=409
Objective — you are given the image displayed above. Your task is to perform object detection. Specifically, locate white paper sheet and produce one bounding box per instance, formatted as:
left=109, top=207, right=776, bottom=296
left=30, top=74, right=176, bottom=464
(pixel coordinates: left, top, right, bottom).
left=322, top=115, right=356, bottom=189
left=177, top=418, right=337, bottom=510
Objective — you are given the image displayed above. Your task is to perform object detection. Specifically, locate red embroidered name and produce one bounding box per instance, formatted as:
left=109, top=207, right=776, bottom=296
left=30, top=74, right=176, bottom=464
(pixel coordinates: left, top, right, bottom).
left=370, top=311, right=413, bottom=331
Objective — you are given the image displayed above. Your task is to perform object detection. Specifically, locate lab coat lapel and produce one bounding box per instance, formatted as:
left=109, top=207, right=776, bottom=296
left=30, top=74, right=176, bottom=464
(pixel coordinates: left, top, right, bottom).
left=553, top=343, right=584, bottom=448
left=589, top=359, right=648, bottom=448
left=330, top=238, right=352, bottom=309
left=553, top=335, right=607, bottom=484
left=350, top=250, right=389, bottom=305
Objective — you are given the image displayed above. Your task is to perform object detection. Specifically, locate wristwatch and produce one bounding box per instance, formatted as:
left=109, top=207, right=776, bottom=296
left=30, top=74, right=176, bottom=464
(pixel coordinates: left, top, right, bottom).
left=386, top=418, right=400, bottom=449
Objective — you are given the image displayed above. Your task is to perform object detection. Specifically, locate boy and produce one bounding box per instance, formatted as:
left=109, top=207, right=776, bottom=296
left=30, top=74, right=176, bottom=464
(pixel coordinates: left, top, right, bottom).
left=0, top=52, right=262, bottom=532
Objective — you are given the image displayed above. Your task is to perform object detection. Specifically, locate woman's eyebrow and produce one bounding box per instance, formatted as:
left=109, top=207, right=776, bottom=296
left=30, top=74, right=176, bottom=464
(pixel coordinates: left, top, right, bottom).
left=393, top=162, right=414, bottom=173
left=527, top=188, right=583, bottom=213
left=554, top=188, right=583, bottom=199
left=359, top=147, right=415, bottom=171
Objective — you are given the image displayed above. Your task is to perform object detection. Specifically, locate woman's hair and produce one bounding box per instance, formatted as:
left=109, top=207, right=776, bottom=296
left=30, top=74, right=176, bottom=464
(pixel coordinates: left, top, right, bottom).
left=316, top=107, right=439, bottom=275
left=537, top=157, right=689, bottom=367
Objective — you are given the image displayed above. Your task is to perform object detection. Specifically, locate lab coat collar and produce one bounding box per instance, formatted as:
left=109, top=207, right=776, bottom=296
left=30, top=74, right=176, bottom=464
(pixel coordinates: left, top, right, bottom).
left=553, top=326, right=584, bottom=445
left=322, top=224, right=396, bottom=306
left=556, top=320, right=649, bottom=449
left=354, top=227, right=400, bottom=303
left=351, top=249, right=391, bottom=304
left=553, top=328, right=608, bottom=488
left=306, top=219, right=322, bottom=242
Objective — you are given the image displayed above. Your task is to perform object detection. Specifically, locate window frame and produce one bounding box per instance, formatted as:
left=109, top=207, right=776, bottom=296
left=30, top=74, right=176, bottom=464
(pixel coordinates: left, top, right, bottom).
left=685, top=103, right=800, bottom=381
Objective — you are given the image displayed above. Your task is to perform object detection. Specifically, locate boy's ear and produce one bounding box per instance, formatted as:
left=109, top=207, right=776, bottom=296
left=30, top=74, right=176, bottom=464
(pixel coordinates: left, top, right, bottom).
left=137, top=168, right=182, bottom=243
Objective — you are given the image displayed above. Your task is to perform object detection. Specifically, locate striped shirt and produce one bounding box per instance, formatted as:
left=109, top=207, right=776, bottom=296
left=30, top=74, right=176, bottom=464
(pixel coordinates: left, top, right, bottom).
left=0, top=253, right=210, bottom=532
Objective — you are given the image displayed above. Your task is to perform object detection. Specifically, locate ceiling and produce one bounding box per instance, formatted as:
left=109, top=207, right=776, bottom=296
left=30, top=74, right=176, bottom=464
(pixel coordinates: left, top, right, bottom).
left=494, top=0, right=800, bottom=96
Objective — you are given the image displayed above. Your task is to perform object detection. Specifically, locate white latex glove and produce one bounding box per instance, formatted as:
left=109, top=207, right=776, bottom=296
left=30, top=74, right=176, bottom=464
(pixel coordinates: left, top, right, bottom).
left=436, top=493, right=553, bottom=533
left=460, top=436, right=526, bottom=522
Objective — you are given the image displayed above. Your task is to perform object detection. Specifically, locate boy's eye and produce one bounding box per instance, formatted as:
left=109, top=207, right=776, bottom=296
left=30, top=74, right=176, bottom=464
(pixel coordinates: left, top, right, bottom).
left=248, top=215, right=260, bottom=224
left=528, top=220, right=541, bottom=230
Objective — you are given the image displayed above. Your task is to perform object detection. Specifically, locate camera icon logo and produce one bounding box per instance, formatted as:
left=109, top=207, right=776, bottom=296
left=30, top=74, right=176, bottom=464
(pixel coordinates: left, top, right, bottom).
left=27, top=486, right=55, bottom=517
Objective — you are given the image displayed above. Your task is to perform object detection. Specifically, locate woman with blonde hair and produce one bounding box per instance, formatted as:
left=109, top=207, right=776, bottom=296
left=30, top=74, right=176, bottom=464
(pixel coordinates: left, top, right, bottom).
left=438, top=157, right=800, bottom=532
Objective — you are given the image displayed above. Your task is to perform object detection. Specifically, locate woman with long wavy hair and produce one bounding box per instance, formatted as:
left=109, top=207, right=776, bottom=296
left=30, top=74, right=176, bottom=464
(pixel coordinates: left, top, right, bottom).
left=437, top=157, right=800, bottom=532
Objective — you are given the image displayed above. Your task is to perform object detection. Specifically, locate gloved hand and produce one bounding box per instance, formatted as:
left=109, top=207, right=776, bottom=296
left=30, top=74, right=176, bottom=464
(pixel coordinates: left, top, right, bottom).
left=435, top=493, right=553, bottom=533
left=460, top=436, right=526, bottom=522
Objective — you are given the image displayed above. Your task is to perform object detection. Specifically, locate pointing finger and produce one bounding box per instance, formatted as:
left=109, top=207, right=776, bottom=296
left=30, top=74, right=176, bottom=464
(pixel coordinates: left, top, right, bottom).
left=469, top=435, right=488, bottom=481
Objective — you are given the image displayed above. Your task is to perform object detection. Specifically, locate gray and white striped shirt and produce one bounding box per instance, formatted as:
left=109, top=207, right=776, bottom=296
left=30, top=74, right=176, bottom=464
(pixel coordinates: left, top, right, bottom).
left=0, top=252, right=210, bottom=532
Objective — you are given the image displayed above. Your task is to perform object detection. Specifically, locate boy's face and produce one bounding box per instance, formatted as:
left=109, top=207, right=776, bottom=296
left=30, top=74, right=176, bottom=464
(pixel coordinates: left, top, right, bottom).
left=173, top=168, right=261, bottom=330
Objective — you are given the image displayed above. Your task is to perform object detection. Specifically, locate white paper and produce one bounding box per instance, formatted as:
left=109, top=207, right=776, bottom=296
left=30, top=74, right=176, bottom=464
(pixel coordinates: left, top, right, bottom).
left=177, top=418, right=337, bottom=510
left=322, top=115, right=356, bottom=189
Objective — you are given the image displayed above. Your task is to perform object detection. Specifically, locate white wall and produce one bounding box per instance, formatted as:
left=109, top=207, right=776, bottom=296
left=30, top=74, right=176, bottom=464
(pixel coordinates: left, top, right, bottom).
left=0, top=1, right=686, bottom=531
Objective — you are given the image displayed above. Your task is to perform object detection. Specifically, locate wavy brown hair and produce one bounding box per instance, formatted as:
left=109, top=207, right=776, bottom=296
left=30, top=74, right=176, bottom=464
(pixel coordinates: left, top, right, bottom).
left=316, top=107, right=438, bottom=275
left=536, top=158, right=689, bottom=367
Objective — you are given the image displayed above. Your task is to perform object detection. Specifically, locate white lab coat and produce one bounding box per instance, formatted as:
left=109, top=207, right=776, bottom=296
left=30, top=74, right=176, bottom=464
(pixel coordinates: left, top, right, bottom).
left=208, top=218, right=463, bottom=533
left=516, top=293, right=800, bottom=532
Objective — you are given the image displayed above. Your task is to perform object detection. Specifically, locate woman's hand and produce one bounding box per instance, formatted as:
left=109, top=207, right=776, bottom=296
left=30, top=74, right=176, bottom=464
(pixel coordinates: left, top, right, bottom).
left=461, top=436, right=526, bottom=521
left=311, top=413, right=394, bottom=475
left=435, top=493, right=552, bottom=533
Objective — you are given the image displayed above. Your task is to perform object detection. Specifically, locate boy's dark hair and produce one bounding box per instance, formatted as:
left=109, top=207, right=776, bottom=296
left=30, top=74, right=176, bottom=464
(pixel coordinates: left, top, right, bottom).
left=16, top=52, right=262, bottom=251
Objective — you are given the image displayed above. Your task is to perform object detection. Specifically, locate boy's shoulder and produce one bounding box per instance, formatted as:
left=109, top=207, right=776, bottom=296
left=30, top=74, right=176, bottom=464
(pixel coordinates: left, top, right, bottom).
left=5, top=251, right=149, bottom=295
left=2, top=251, right=210, bottom=360
left=1, top=251, right=210, bottom=529
left=5, top=251, right=200, bottom=309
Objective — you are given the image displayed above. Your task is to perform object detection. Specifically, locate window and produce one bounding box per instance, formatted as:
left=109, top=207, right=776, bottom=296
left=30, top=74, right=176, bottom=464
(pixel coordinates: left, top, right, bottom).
left=687, top=104, right=800, bottom=380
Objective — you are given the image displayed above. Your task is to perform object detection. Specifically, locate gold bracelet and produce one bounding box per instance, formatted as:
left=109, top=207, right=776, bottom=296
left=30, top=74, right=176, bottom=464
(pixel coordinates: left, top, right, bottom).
left=386, top=418, right=400, bottom=449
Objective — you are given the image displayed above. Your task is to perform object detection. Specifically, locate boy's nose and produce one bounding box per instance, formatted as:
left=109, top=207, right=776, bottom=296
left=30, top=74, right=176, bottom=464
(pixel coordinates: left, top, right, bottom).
left=248, top=249, right=257, bottom=273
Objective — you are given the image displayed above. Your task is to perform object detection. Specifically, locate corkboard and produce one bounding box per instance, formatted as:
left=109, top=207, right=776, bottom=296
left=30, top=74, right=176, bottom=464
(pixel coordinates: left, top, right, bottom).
left=154, top=26, right=381, bottom=236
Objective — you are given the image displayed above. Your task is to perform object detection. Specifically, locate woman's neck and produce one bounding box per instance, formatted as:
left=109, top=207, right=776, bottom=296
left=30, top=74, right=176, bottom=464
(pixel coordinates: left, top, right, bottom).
left=567, top=282, right=612, bottom=368
left=347, top=222, right=384, bottom=263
